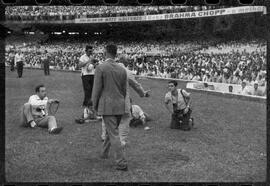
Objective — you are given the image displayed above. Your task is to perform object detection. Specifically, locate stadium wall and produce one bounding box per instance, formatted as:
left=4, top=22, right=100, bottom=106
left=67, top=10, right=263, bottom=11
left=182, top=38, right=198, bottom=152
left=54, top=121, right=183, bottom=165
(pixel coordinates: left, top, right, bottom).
left=17, top=66, right=266, bottom=104
left=136, top=76, right=266, bottom=104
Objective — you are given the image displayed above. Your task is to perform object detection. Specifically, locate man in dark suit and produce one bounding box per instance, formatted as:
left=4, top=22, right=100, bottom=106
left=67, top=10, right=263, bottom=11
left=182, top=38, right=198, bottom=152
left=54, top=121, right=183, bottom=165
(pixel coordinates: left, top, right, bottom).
left=42, top=50, right=50, bottom=76
left=92, top=44, right=129, bottom=171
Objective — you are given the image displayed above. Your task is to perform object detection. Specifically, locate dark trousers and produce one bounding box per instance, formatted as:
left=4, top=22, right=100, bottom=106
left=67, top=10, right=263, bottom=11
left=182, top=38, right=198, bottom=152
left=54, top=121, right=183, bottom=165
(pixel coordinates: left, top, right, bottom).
left=170, top=109, right=192, bottom=130
left=17, top=62, right=23, bottom=78
left=81, top=75, right=94, bottom=107
left=10, top=61, right=15, bottom=71
left=44, top=63, right=50, bottom=75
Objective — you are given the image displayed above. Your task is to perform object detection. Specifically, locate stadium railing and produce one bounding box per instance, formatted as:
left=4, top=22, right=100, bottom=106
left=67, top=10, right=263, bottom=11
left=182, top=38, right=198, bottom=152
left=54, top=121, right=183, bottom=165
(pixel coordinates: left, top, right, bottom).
left=137, top=74, right=266, bottom=103
left=9, top=65, right=265, bottom=103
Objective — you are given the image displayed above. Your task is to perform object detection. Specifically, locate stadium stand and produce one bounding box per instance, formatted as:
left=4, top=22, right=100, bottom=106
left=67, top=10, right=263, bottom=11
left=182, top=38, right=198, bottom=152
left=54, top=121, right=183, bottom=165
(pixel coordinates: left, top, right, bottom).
left=4, top=5, right=267, bottom=97
left=5, top=6, right=227, bottom=21
left=5, top=38, right=266, bottom=92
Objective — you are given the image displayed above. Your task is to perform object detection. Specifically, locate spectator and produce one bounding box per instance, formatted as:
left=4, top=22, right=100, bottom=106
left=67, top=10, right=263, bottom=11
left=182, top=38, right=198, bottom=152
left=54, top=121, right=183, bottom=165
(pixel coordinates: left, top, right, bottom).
left=238, top=81, right=251, bottom=95
left=6, top=6, right=225, bottom=21
left=250, top=81, right=264, bottom=96
left=5, top=37, right=266, bottom=95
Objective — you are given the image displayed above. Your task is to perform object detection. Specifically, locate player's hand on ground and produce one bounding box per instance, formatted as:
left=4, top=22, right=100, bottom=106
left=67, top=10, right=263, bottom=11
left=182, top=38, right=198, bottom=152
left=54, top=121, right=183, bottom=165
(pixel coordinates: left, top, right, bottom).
left=144, top=90, right=150, bottom=97
left=30, top=120, right=37, bottom=128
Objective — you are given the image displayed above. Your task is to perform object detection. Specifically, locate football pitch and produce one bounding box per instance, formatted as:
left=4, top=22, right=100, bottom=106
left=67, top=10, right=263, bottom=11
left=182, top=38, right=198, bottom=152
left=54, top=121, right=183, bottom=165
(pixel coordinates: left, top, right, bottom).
left=5, top=68, right=266, bottom=182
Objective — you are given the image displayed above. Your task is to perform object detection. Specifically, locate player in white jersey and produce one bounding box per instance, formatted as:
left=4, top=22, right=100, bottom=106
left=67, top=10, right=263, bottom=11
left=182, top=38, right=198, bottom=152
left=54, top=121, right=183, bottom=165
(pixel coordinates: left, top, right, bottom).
left=20, top=84, right=63, bottom=134
left=75, top=45, right=99, bottom=123
left=15, top=51, right=24, bottom=78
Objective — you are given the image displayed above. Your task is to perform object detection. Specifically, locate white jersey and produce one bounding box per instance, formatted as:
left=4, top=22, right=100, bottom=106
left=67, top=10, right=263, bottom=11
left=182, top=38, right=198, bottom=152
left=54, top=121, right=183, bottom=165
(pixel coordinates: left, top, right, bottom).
left=28, top=95, right=49, bottom=118
left=80, top=54, right=95, bottom=76
left=15, top=53, right=24, bottom=63
left=131, top=105, right=145, bottom=120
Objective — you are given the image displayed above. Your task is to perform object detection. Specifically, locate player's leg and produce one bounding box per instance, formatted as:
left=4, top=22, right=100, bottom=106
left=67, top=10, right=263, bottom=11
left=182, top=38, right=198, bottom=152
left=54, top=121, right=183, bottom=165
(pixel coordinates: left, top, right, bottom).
left=82, top=75, right=93, bottom=119
left=129, top=118, right=143, bottom=127
left=47, top=65, right=50, bottom=75
left=180, top=110, right=192, bottom=131
left=44, top=64, right=47, bottom=75
left=16, top=63, right=20, bottom=77
left=88, top=74, right=98, bottom=119
left=46, top=64, right=49, bottom=75
left=19, top=63, right=23, bottom=77
left=88, top=75, right=94, bottom=108
left=36, top=116, right=62, bottom=134
left=141, top=113, right=151, bottom=130
left=20, top=103, right=34, bottom=127
left=10, top=61, right=14, bottom=71
left=144, top=112, right=153, bottom=122
left=170, top=112, right=180, bottom=129
left=81, top=75, right=89, bottom=107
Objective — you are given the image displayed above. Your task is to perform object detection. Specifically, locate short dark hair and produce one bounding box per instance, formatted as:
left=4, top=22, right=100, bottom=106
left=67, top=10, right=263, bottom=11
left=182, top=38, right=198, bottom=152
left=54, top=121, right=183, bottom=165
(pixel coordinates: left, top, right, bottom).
left=228, top=85, right=233, bottom=92
left=105, top=44, right=117, bottom=57
left=168, top=80, right=178, bottom=87
left=35, top=84, right=45, bottom=93
left=85, top=45, right=93, bottom=51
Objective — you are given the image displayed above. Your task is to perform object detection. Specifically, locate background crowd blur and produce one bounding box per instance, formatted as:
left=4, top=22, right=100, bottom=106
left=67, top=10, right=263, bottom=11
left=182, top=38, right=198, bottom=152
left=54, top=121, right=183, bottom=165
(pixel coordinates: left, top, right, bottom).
left=4, top=5, right=266, bottom=97
left=5, top=37, right=266, bottom=91
left=5, top=6, right=226, bottom=21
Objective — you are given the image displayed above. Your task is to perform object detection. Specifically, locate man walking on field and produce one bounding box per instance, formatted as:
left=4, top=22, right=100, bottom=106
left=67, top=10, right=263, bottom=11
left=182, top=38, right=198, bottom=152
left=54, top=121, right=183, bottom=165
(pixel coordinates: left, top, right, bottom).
left=92, top=44, right=129, bottom=171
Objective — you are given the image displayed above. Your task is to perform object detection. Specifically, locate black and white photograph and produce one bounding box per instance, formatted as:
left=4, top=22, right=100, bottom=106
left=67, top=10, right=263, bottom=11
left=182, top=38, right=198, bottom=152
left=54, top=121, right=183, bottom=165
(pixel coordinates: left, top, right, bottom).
left=2, top=3, right=267, bottom=182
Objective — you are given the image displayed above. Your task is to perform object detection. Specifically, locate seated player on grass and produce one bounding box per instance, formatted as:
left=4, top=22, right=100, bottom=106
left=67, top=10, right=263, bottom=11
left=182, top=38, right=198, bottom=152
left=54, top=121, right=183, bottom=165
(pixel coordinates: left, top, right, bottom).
left=20, top=84, right=63, bottom=134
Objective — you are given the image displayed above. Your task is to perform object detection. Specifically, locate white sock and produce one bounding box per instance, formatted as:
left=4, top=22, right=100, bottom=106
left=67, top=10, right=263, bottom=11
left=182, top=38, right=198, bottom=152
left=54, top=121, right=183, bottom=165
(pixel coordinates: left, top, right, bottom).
left=49, top=127, right=57, bottom=132
left=83, top=108, right=89, bottom=119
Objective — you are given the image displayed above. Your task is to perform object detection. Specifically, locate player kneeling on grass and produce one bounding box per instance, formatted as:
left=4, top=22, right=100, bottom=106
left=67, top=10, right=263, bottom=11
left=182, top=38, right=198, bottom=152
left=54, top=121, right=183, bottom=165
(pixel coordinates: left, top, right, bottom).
left=129, top=99, right=152, bottom=130
left=20, top=84, right=63, bottom=134
left=164, top=80, right=194, bottom=131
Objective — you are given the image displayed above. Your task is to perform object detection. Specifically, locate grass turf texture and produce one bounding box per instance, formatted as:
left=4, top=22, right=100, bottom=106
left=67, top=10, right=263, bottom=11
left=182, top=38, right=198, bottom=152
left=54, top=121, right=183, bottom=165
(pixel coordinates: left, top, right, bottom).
left=5, top=68, right=266, bottom=182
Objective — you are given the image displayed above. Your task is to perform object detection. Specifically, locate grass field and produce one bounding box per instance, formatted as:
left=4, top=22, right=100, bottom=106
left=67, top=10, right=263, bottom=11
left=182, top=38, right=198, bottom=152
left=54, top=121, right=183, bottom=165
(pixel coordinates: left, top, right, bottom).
left=5, top=68, right=266, bottom=182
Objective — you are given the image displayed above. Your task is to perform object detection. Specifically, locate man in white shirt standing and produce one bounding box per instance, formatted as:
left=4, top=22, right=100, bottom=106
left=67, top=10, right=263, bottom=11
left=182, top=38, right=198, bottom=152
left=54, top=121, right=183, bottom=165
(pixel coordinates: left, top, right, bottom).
left=20, top=84, right=63, bottom=134
left=250, top=81, right=264, bottom=96
left=238, top=81, right=251, bottom=95
left=15, top=51, right=24, bottom=78
left=77, top=45, right=99, bottom=121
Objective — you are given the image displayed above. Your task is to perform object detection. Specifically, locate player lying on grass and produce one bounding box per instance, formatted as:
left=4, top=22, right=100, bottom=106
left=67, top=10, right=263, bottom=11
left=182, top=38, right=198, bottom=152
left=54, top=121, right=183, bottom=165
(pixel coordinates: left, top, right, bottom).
left=20, top=84, right=63, bottom=134
left=101, top=98, right=152, bottom=141
left=164, top=80, right=194, bottom=131
left=129, top=98, right=152, bottom=130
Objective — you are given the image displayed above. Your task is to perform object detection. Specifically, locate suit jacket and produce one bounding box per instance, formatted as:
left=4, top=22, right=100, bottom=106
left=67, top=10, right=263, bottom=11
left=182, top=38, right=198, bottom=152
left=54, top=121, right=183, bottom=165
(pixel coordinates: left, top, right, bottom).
left=92, top=58, right=128, bottom=116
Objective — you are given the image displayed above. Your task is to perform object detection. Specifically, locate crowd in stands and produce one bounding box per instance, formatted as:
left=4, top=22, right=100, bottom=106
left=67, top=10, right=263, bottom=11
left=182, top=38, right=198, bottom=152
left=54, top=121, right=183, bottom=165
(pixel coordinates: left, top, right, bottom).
left=5, top=5, right=227, bottom=21
left=5, top=38, right=266, bottom=96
